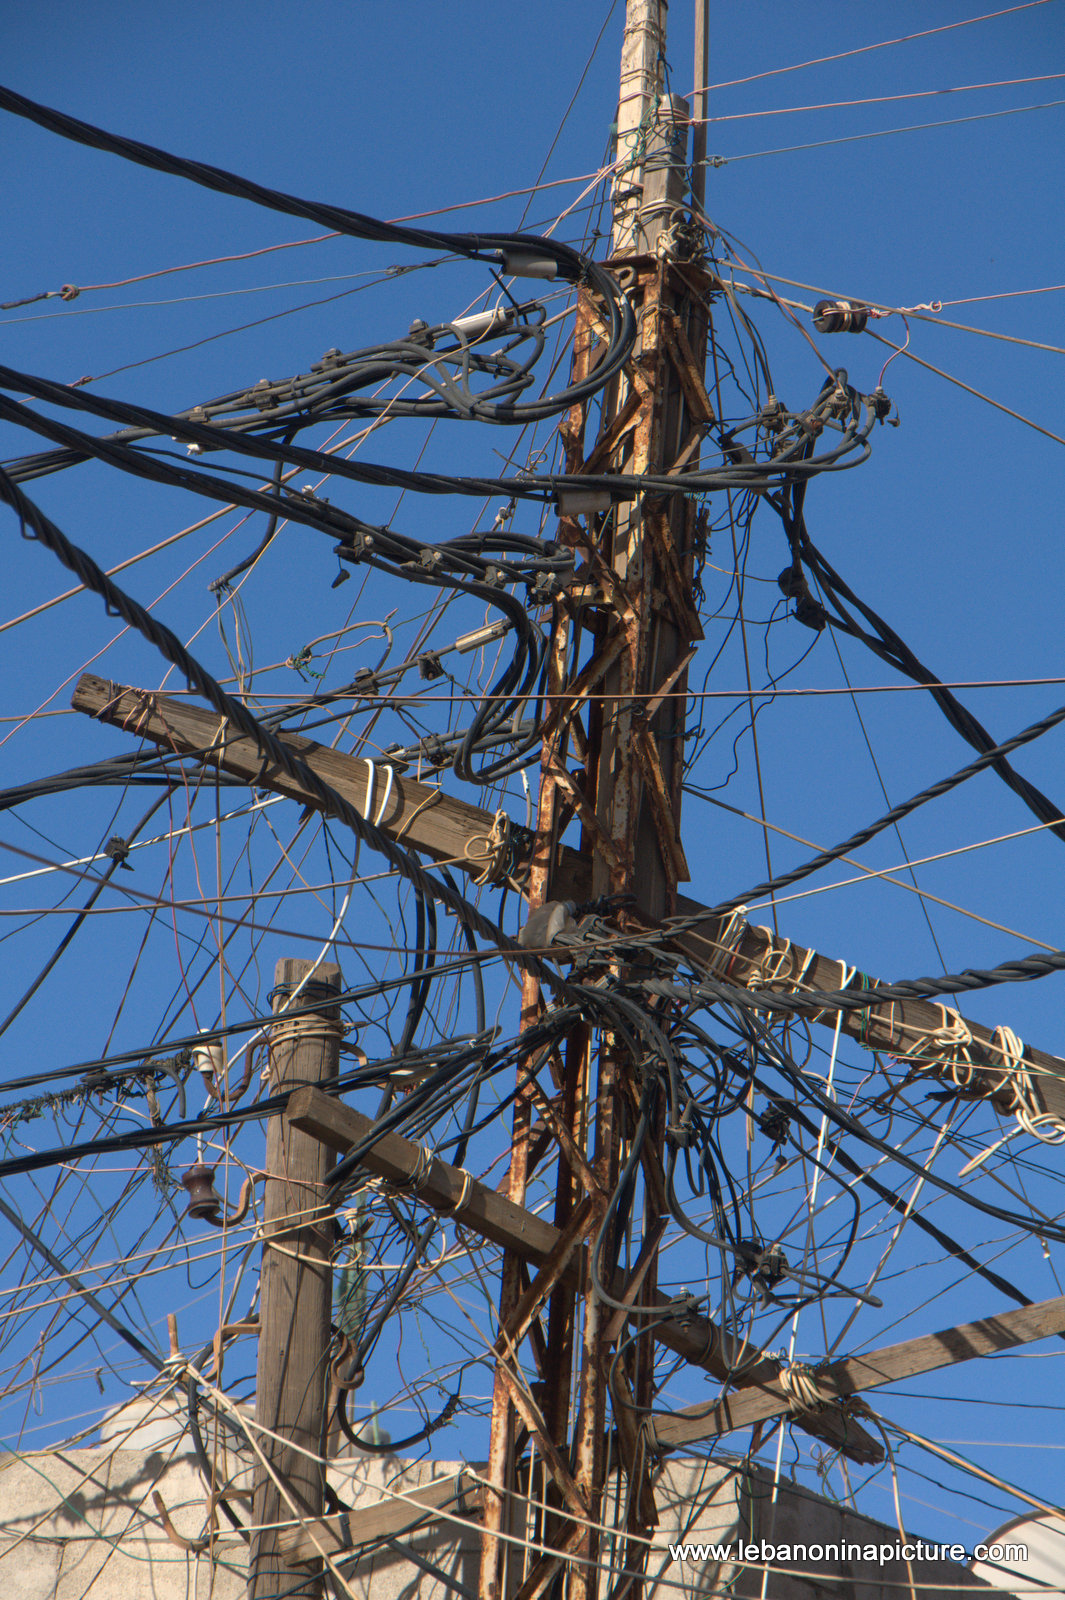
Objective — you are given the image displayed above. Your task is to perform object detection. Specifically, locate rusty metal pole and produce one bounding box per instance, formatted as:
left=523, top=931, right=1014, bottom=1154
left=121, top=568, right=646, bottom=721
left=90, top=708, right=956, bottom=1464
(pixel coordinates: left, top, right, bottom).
left=479, top=4, right=715, bottom=1596
left=248, top=958, right=342, bottom=1600
left=478, top=309, right=600, bottom=1600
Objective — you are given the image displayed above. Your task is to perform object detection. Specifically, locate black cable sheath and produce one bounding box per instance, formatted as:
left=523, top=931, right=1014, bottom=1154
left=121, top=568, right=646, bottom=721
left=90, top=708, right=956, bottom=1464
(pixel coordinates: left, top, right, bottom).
left=0, top=791, right=170, bottom=1040
left=757, top=1088, right=1047, bottom=1322
left=786, top=507, right=1065, bottom=847
left=0, top=83, right=636, bottom=420
left=706, top=689, right=1065, bottom=914
left=0, top=1192, right=162, bottom=1368
left=0, top=462, right=563, bottom=991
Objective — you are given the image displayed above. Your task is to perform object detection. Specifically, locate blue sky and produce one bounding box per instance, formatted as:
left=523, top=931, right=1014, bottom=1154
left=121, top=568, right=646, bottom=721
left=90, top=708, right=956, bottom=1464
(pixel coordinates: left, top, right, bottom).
left=2, top=0, right=1065, bottom=1572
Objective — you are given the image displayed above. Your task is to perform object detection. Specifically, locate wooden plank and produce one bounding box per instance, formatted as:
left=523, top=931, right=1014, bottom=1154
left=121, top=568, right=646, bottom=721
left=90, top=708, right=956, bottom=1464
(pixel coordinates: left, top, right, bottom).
left=70, top=673, right=502, bottom=881
left=278, top=1472, right=482, bottom=1565
left=70, top=674, right=1065, bottom=1113
left=671, top=898, right=1065, bottom=1123
left=285, top=1087, right=560, bottom=1263
left=654, top=1290, right=1065, bottom=1451
left=285, top=1087, right=883, bottom=1465
left=287, top=1084, right=724, bottom=1366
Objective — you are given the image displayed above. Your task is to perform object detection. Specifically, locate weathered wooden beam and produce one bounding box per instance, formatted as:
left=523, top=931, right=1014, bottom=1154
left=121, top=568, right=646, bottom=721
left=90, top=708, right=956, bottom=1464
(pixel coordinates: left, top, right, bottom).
left=671, top=897, right=1065, bottom=1123
left=278, top=1472, right=482, bottom=1566
left=285, top=1087, right=882, bottom=1465
left=70, top=673, right=504, bottom=881
left=286, top=1085, right=722, bottom=1366
left=286, top=1086, right=560, bottom=1263
left=653, top=1290, right=1065, bottom=1451
left=70, top=673, right=1065, bottom=1115
left=250, top=959, right=340, bottom=1600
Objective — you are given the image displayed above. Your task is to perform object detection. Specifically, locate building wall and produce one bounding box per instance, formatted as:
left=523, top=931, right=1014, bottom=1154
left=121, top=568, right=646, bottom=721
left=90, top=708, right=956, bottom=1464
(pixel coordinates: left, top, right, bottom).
left=0, top=1427, right=1001, bottom=1599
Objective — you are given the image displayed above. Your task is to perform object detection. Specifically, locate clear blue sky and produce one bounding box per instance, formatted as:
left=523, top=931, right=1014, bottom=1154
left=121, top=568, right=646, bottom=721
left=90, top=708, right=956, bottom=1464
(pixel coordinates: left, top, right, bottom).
left=2, top=0, right=1065, bottom=1571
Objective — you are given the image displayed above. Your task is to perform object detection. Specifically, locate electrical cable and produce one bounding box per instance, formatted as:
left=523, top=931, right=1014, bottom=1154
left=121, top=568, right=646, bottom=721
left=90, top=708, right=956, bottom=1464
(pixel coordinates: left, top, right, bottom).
left=0, top=83, right=637, bottom=422
left=0, top=1194, right=163, bottom=1370
left=706, top=687, right=1065, bottom=915
left=775, top=487, right=1065, bottom=848
left=0, top=792, right=172, bottom=1041
left=715, top=1000, right=1065, bottom=1244
left=0, top=461, right=566, bottom=983
left=754, top=1088, right=1048, bottom=1320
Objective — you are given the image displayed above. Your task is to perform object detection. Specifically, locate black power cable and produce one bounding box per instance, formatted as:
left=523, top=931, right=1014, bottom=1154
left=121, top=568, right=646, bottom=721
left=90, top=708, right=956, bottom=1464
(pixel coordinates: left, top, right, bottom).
left=0, top=461, right=566, bottom=989
left=0, top=791, right=171, bottom=1041
left=717, top=1000, right=1065, bottom=1245
left=704, top=688, right=1065, bottom=915
left=777, top=492, right=1065, bottom=848
left=0, top=83, right=637, bottom=421
left=755, top=1089, right=1049, bottom=1322
left=1, top=353, right=882, bottom=503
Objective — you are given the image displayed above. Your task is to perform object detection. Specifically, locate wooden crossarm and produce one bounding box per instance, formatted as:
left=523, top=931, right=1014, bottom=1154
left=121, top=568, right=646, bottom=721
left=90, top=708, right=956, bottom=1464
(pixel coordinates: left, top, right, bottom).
left=653, top=1292, right=1065, bottom=1450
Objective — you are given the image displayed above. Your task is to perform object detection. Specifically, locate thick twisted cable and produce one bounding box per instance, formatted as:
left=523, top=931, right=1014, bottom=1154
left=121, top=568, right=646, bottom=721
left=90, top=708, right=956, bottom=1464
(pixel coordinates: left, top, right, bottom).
left=0, top=464, right=555, bottom=990
left=711, top=693, right=1065, bottom=916
left=0, top=83, right=635, bottom=422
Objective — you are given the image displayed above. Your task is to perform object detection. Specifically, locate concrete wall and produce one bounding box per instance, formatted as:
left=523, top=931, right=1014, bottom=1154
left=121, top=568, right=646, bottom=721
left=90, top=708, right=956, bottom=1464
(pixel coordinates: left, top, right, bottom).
left=0, top=1414, right=1001, bottom=1599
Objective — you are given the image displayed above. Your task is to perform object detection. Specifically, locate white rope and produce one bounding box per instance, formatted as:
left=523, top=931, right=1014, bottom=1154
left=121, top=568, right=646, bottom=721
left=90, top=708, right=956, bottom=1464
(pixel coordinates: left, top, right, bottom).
left=777, top=1360, right=832, bottom=1415
left=895, top=1003, right=974, bottom=1085
left=953, top=1025, right=1065, bottom=1174
left=464, top=809, right=517, bottom=887
left=373, top=763, right=395, bottom=826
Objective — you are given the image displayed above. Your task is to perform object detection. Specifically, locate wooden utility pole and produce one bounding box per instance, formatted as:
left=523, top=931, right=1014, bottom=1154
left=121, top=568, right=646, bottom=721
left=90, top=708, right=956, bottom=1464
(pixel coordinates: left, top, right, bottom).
left=248, top=957, right=342, bottom=1600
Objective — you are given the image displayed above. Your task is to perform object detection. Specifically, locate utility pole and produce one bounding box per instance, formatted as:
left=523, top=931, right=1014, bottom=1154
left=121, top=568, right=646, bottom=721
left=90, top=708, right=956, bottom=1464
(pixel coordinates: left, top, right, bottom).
left=479, top=4, right=715, bottom=1596
left=248, top=958, right=342, bottom=1600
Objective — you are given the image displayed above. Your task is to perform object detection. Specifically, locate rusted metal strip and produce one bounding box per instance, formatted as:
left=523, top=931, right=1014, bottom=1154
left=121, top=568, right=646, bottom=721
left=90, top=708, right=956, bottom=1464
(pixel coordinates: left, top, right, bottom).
left=662, top=311, right=717, bottom=423
left=497, top=1198, right=596, bottom=1354
left=633, top=726, right=691, bottom=884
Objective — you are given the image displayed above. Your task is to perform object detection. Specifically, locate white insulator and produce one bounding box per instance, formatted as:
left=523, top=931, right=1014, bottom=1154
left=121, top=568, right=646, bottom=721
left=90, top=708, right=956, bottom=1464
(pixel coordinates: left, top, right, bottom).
left=192, top=1036, right=225, bottom=1081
